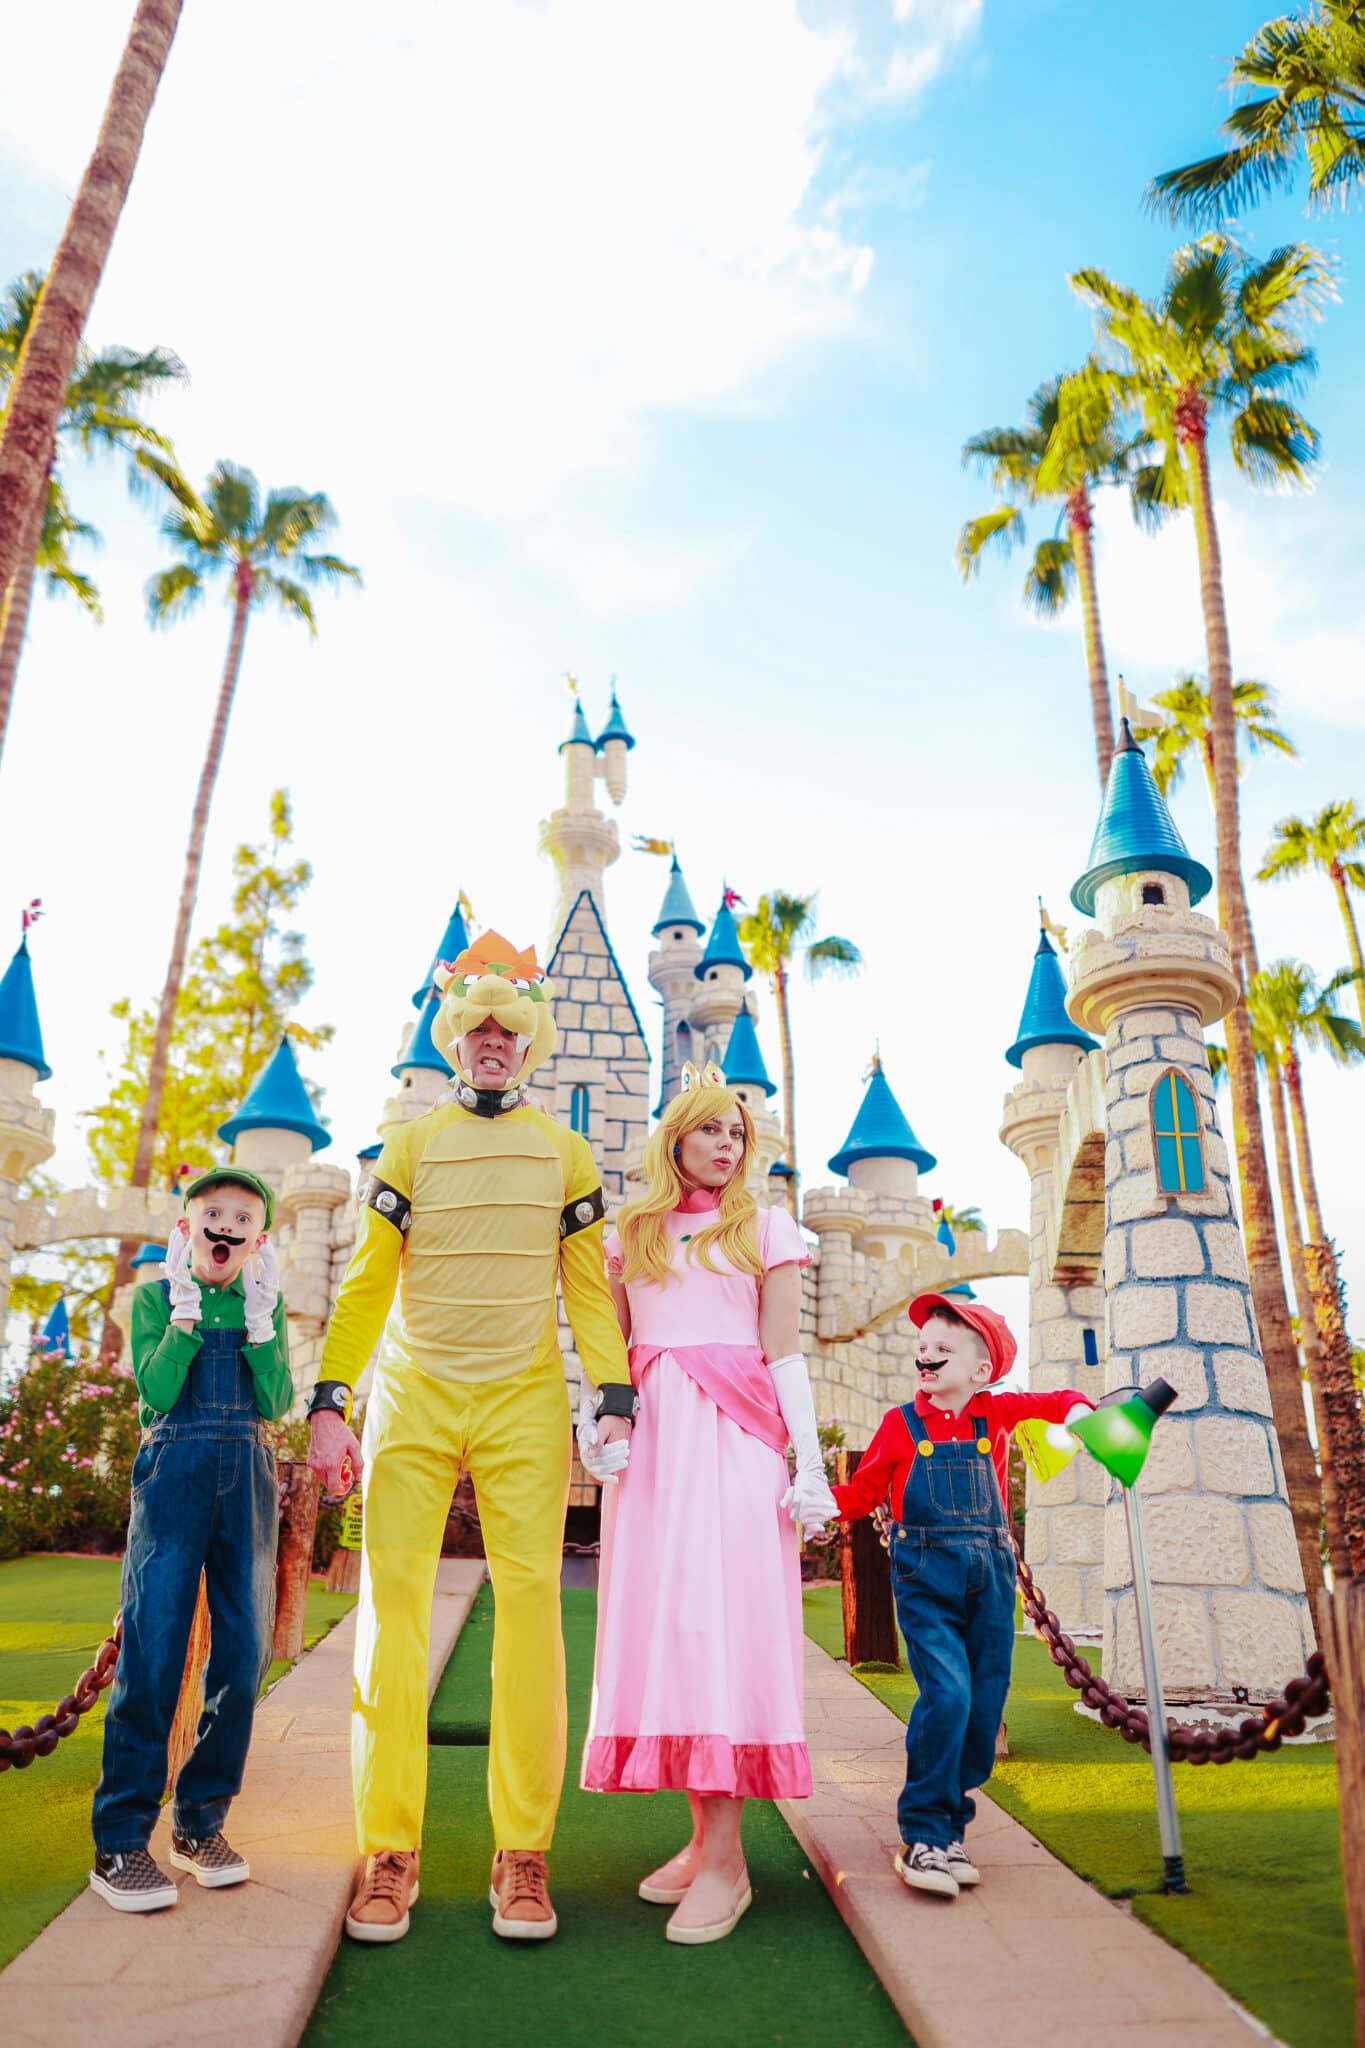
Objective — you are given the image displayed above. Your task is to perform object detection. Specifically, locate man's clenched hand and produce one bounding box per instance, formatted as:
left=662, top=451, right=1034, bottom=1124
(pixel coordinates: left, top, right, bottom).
left=309, top=1409, right=364, bottom=1501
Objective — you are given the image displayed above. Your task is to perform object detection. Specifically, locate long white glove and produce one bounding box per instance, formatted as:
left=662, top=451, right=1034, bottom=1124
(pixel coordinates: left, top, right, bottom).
left=164, top=1228, right=201, bottom=1326
left=768, top=1352, right=839, bottom=1537
left=242, top=1240, right=280, bottom=1347
left=576, top=1384, right=632, bottom=1486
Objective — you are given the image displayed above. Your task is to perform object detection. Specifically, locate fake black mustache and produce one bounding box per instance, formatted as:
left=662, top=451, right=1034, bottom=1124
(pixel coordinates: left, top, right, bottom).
left=916, top=1358, right=949, bottom=1375
left=204, top=1229, right=246, bottom=1248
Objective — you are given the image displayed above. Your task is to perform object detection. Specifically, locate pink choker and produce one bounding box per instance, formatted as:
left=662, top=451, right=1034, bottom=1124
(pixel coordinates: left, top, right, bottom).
left=677, top=1187, right=721, bottom=1214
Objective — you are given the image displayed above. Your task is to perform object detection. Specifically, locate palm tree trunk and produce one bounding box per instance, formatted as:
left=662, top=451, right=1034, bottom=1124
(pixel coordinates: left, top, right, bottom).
left=1067, top=490, right=1113, bottom=784
left=1303, top=1241, right=1365, bottom=1581
left=0, top=490, right=44, bottom=775
left=0, top=0, right=182, bottom=602
left=109, top=586, right=252, bottom=1304
left=1283, top=1051, right=1327, bottom=1245
left=1330, top=865, right=1365, bottom=1037
left=1186, top=423, right=1322, bottom=1610
left=772, top=962, right=799, bottom=1218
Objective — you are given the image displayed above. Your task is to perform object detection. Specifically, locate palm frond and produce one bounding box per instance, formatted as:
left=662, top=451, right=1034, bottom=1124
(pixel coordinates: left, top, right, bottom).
left=261, top=571, right=319, bottom=635
left=1023, top=536, right=1075, bottom=616
left=1229, top=397, right=1320, bottom=486
left=804, top=935, right=863, bottom=981
left=956, top=507, right=1025, bottom=580
left=146, top=561, right=204, bottom=626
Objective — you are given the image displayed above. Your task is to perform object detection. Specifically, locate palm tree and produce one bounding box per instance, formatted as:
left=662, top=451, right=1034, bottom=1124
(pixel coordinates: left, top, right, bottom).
left=958, top=373, right=1146, bottom=783
left=1134, top=675, right=1297, bottom=813
left=0, top=269, right=184, bottom=768
left=939, top=1204, right=984, bottom=1236
left=112, top=463, right=359, bottom=1293
left=736, top=894, right=862, bottom=1215
left=1148, top=2, right=1365, bottom=226
left=1258, top=800, right=1365, bottom=1035
left=0, top=0, right=183, bottom=604
left=1071, top=239, right=1331, bottom=1591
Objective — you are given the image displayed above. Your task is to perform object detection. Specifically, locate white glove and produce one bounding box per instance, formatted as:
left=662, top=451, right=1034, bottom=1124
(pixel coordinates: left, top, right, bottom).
left=768, top=1352, right=839, bottom=1538
left=576, top=1385, right=631, bottom=1486
left=242, top=1240, right=280, bottom=1347
left=164, top=1228, right=201, bottom=1326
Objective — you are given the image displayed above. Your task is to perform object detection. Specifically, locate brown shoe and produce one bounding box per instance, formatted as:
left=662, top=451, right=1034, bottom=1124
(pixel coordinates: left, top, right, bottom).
left=345, top=1850, right=420, bottom=1943
left=490, top=1849, right=558, bottom=1941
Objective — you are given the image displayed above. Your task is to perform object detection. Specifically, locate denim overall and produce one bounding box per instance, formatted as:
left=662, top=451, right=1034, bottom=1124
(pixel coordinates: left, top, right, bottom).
left=889, top=1404, right=1016, bottom=1849
left=92, top=1282, right=279, bottom=1853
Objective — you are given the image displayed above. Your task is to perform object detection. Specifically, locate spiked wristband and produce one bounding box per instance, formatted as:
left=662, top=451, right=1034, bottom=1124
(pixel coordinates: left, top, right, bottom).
left=593, top=1382, right=639, bottom=1423
left=307, top=1379, right=353, bottom=1424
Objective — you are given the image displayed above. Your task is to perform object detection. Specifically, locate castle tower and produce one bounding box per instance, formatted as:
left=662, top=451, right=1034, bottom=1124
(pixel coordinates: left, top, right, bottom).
left=536, top=888, right=651, bottom=1204
left=647, top=853, right=705, bottom=1110
left=220, top=1036, right=350, bottom=1405
left=540, top=685, right=634, bottom=941
left=1067, top=720, right=1314, bottom=1698
left=688, top=897, right=751, bottom=1068
left=1000, top=924, right=1105, bottom=1634
left=0, top=935, right=55, bottom=1328
left=826, top=1056, right=938, bottom=1263
left=412, top=898, right=471, bottom=1009
left=381, top=992, right=453, bottom=1131
left=720, top=1004, right=785, bottom=1191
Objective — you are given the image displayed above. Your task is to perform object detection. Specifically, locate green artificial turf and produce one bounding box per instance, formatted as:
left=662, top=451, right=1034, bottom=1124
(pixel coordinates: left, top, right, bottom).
left=0, top=1553, right=355, bottom=1970
left=307, top=1584, right=908, bottom=2048
left=802, top=1584, right=1354, bottom=2048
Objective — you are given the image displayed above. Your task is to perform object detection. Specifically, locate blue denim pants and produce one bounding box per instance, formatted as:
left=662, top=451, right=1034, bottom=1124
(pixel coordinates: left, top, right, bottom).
left=92, top=1321, right=278, bottom=1854
left=889, top=1405, right=1016, bottom=1850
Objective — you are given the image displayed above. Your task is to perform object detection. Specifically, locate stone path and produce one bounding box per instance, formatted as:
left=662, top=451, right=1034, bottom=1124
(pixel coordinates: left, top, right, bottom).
left=779, top=1636, right=1275, bottom=2048
left=0, top=1561, right=484, bottom=2048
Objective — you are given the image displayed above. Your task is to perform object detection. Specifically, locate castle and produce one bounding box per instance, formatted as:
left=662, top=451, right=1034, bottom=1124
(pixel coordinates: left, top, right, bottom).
left=0, top=694, right=1313, bottom=1705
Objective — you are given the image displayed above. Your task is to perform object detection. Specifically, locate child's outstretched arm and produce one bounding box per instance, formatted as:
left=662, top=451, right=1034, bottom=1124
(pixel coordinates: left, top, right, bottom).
left=829, top=1409, right=906, bottom=1523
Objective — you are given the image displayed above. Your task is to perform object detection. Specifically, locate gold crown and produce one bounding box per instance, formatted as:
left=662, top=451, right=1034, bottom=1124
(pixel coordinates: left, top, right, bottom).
left=679, top=1060, right=726, bottom=1094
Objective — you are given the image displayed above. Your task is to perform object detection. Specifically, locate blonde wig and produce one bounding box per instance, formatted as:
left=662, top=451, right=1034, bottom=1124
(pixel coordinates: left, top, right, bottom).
left=616, top=1083, right=764, bottom=1287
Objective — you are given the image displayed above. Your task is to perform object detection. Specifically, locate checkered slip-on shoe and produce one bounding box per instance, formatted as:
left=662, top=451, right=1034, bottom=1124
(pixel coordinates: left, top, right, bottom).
left=89, top=1850, right=179, bottom=1913
left=169, top=1832, right=250, bottom=1888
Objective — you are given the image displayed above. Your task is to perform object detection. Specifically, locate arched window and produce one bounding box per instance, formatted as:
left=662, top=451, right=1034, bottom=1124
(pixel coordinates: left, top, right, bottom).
left=1151, top=1070, right=1205, bottom=1194
left=570, top=1084, right=590, bottom=1135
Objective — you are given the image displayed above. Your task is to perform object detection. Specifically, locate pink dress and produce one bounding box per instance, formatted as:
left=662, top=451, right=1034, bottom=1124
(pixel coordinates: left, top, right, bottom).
left=581, top=1195, right=813, bottom=1801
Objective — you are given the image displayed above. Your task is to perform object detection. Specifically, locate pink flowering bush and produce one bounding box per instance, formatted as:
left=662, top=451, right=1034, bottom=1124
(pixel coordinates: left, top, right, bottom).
left=0, top=1343, right=141, bottom=1558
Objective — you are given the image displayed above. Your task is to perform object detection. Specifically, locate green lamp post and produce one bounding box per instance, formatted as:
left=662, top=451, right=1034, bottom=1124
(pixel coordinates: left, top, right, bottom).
left=1067, top=1378, right=1187, bottom=1894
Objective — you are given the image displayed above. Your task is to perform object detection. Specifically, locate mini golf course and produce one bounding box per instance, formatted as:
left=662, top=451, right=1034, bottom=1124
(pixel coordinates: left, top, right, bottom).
left=802, top=1586, right=1352, bottom=2048
left=0, top=1553, right=356, bottom=1972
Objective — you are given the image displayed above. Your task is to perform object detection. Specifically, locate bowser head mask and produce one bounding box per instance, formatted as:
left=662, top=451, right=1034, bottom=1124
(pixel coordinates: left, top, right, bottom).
left=431, top=930, right=558, bottom=1099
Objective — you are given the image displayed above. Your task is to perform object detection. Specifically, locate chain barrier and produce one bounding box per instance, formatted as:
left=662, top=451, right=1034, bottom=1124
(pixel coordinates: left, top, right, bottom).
left=0, top=1625, right=121, bottom=1773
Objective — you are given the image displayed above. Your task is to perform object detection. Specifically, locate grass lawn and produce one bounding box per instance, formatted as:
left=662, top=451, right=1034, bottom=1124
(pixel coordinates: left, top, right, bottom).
left=0, top=1553, right=356, bottom=1971
left=804, top=1585, right=1353, bottom=2048
left=307, top=1585, right=907, bottom=2048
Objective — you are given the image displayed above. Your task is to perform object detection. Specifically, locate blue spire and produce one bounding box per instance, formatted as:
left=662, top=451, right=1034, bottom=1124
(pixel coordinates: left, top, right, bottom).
left=828, top=1058, right=936, bottom=1178
left=218, top=1036, right=331, bottom=1152
left=1006, top=926, right=1099, bottom=1068
left=0, top=936, right=50, bottom=1080
left=356, top=1140, right=382, bottom=1164
left=722, top=1007, right=776, bottom=1097
left=130, top=1243, right=167, bottom=1269
left=559, top=697, right=596, bottom=753
left=695, top=897, right=752, bottom=981
left=413, top=899, right=471, bottom=1008
left=941, top=1281, right=978, bottom=1301
left=391, top=991, right=453, bottom=1078
left=1071, top=720, right=1213, bottom=916
left=652, top=853, right=704, bottom=936
left=596, top=682, right=636, bottom=752
left=41, top=1297, right=70, bottom=1358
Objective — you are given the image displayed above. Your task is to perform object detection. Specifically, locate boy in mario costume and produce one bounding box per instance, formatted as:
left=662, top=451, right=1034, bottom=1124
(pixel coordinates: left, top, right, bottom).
left=833, top=1293, right=1090, bottom=1900
left=306, top=932, right=634, bottom=1945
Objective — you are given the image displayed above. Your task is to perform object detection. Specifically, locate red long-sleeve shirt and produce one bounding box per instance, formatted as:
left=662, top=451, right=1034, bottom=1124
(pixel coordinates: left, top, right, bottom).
left=833, top=1387, right=1094, bottom=1524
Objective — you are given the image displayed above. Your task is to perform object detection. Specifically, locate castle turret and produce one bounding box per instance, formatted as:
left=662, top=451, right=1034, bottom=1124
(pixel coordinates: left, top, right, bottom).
left=721, top=1003, right=785, bottom=1192
left=688, top=896, right=751, bottom=1067
left=1066, top=719, right=1313, bottom=1699
left=0, top=934, right=55, bottom=1329
left=596, top=682, right=635, bottom=806
left=648, top=853, right=705, bottom=1109
left=824, top=1056, right=937, bottom=1262
left=381, top=990, right=453, bottom=1131
left=219, top=1036, right=331, bottom=1179
left=540, top=685, right=632, bottom=943
left=412, top=899, right=471, bottom=1008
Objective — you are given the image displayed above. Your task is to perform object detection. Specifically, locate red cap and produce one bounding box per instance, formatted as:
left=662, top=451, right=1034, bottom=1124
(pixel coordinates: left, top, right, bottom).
left=909, top=1293, right=1017, bottom=1384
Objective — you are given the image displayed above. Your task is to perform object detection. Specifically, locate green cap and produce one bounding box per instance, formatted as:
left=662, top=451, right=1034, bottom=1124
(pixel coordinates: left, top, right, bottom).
left=182, top=1167, right=275, bottom=1231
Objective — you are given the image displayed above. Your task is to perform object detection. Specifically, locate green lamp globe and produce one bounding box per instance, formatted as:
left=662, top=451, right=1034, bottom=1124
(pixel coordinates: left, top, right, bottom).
left=1067, top=1379, right=1178, bottom=1488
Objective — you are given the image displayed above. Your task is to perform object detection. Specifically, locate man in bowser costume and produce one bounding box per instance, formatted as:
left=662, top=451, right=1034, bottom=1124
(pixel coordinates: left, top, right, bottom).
left=306, top=931, right=636, bottom=1945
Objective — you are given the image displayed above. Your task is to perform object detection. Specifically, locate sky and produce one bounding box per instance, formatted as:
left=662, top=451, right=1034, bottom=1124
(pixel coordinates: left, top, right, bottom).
left=1, top=0, right=1362, bottom=1360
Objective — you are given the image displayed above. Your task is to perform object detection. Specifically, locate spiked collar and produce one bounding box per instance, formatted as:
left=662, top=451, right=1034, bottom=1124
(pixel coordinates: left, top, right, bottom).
left=453, top=1079, right=528, bottom=1119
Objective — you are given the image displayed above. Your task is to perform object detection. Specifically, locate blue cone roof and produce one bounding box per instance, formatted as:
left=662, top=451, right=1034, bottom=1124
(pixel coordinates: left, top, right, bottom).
left=413, top=900, right=471, bottom=1008
left=596, top=685, right=636, bottom=752
left=356, top=1140, right=382, bottom=1163
left=1006, top=928, right=1099, bottom=1068
left=941, top=1281, right=978, bottom=1301
left=41, top=1297, right=70, bottom=1357
left=0, top=937, right=50, bottom=1080
left=828, top=1062, right=936, bottom=1179
left=131, top=1243, right=167, bottom=1268
left=696, top=900, right=751, bottom=981
left=218, top=1036, right=331, bottom=1152
left=1071, top=720, right=1213, bottom=916
left=559, top=698, right=595, bottom=753
left=652, top=854, right=704, bottom=936
left=392, top=991, right=453, bottom=1078
left=722, top=1007, right=776, bottom=1097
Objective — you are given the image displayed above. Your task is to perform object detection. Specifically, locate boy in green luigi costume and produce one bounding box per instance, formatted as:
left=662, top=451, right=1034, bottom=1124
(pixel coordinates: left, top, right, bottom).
left=90, top=1168, right=294, bottom=1914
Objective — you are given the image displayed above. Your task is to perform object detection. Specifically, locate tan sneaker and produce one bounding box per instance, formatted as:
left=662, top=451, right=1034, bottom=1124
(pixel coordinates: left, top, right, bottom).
left=344, top=1850, right=420, bottom=1943
left=490, top=1850, right=558, bottom=1941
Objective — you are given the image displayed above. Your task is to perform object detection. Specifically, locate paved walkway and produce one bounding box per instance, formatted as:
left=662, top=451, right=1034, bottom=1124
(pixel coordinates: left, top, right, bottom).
left=0, top=1561, right=484, bottom=2048
left=779, top=1636, right=1274, bottom=2048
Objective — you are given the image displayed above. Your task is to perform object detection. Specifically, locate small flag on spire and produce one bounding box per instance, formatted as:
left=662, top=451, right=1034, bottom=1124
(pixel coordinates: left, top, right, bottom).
left=564, top=671, right=579, bottom=696
left=1038, top=898, right=1069, bottom=954
left=632, top=835, right=674, bottom=858
left=21, top=899, right=41, bottom=932
left=722, top=886, right=744, bottom=912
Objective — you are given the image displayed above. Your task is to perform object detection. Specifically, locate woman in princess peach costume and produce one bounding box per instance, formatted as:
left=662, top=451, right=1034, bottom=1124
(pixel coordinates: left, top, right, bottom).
left=579, top=1066, right=838, bottom=1945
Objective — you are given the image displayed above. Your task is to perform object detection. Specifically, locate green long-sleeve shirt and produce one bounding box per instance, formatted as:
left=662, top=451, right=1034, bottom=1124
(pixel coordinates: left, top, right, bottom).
left=130, top=1273, right=293, bottom=1429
